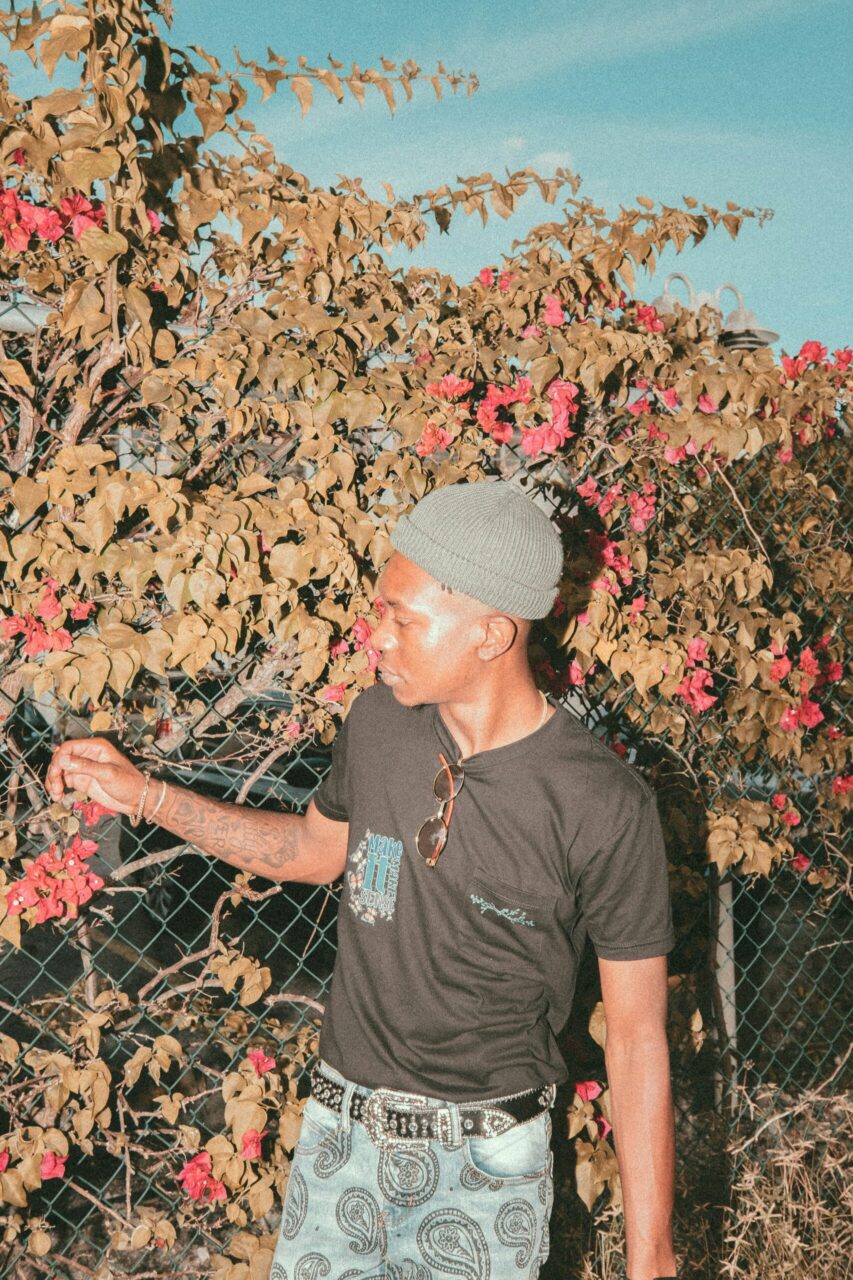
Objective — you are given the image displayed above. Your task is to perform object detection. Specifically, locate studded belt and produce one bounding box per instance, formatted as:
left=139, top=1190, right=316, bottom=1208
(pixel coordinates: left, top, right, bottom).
left=310, top=1063, right=554, bottom=1151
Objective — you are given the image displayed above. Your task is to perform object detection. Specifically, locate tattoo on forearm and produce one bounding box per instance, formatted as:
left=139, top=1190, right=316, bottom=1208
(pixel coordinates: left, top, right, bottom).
left=157, top=785, right=301, bottom=878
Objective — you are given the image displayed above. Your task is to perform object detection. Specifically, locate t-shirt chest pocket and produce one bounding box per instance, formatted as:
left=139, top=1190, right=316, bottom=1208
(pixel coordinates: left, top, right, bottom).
left=463, top=871, right=554, bottom=967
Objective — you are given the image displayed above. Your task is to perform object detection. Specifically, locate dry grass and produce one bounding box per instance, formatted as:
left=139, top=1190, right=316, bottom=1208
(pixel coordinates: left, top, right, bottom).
left=546, top=1065, right=852, bottom=1280
left=719, top=1079, right=852, bottom=1280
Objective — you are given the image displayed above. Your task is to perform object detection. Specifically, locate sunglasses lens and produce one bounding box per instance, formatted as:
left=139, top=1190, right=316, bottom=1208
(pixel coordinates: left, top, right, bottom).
left=416, top=815, right=447, bottom=863
left=433, top=762, right=464, bottom=803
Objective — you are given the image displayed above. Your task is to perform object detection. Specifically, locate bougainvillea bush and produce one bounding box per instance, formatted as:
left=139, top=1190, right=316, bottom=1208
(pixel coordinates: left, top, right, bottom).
left=0, top=0, right=850, bottom=1274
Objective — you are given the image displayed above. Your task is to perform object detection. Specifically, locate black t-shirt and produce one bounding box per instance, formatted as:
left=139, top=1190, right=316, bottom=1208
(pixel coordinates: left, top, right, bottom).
left=313, top=682, right=674, bottom=1102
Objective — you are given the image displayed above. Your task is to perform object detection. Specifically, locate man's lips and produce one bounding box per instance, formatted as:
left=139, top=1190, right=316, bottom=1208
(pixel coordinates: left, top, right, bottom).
left=380, top=667, right=402, bottom=683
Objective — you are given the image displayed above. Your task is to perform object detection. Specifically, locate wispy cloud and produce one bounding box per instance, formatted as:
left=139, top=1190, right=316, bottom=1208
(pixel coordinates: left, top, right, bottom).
left=473, top=0, right=812, bottom=90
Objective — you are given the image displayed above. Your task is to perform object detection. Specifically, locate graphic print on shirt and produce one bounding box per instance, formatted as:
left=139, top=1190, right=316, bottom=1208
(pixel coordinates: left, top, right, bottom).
left=347, top=830, right=404, bottom=925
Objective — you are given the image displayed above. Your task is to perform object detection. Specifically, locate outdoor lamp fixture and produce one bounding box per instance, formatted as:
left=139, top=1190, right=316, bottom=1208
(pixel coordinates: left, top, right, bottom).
left=651, top=272, right=779, bottom=351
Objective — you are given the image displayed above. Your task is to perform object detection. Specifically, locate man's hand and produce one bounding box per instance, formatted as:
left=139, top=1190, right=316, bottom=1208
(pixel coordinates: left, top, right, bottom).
left=47, top=737, right=146, bottom=816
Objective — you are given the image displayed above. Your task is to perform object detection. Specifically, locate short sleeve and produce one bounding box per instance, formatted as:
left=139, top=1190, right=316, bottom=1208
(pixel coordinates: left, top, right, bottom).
left=579, top=790, right=674, bottom=961
left=311, top=714, right=351, bottom=822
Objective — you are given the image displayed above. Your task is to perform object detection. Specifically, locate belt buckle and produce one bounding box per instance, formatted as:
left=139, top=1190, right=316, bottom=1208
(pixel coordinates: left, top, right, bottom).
left=362, top=1088, right=430, bottom=1152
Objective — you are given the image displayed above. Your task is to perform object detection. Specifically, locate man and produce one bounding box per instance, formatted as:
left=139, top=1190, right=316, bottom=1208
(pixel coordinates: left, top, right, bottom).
left=47, top=480, right=678, bottom=1280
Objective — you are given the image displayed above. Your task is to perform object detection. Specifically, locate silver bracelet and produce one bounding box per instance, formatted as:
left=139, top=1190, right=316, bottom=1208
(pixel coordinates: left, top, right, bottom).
left=147, top=778, right=168, bottom=823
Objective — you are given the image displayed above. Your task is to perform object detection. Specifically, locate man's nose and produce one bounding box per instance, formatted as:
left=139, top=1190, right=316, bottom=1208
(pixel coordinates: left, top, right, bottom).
left=371, top=618, right=393, bottom=652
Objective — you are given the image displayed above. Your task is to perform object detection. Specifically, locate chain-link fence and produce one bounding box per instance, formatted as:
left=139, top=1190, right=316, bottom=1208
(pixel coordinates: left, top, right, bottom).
left=0, top=293, right=850, bottom=1277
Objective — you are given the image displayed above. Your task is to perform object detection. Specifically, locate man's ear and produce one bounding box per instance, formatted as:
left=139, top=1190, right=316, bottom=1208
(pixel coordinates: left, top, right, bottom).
left=477, top=614, right=519, bottom=662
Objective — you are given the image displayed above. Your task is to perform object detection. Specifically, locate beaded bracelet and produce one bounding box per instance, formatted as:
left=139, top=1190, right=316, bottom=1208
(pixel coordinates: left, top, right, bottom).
left=130, top=770, right=151, bottom=827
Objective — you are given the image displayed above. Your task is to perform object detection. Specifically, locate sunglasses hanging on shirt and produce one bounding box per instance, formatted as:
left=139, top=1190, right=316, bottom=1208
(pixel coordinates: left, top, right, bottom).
left=416, top=753, right=465, bottom=868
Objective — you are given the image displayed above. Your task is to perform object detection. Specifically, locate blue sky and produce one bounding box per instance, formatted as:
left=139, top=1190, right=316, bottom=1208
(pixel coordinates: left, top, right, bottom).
left=5, top=0, right=850, bottom=351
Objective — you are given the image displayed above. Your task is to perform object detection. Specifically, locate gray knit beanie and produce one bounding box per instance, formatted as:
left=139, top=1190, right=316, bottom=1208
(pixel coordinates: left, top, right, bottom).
left=390, top=480, right=563, bottom=619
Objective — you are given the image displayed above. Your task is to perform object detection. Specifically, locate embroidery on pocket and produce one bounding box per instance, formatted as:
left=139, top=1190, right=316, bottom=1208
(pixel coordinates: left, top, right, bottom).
left=469, top=893, right=536, bottom=927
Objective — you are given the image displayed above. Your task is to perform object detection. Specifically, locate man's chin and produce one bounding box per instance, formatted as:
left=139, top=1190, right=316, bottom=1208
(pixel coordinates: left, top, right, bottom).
left=381, top=675, right=421, bottom=706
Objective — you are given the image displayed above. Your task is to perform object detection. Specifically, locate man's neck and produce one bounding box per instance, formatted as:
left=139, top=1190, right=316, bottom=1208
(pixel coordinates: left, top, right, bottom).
left=437, top=675, right=551, bottom=761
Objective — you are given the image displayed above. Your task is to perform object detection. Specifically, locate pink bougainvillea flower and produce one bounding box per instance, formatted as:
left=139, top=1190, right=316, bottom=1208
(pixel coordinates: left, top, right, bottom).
left=798, top=340, right=827, bottom=364
left=425, top=373, right=473, bottom=401
left=547, top=378, right=580, bottom=435
left=779, top=706, right=801, bottom=732
left=177, top=1151, right=226, bottom=1202
left=781, top=809, right=801, bottom=827
left=70, top=600, right=96, bottom=621
left=626, top=484, right=658, bottom=533
left=12, top=148, right=25, bottom=166
left=31, top=205, right=65, bottom=243
left=320, top=683, right=348, bottom=703
left=575, top=1080, right=603, bottom=1103
left=413, top=349, right=434, bottom=367
left=627, top=394, right=652, bottom=417
left=34, top=889, right=65, bottom=925
left=542, top=294, right=565, bottom=326
left=610, top=738, right=628, bottom=757
left=521, top=324, right=542, bottom=339
left=697, top=394, right=718, bottom=414
left=791, top=852, right=811, bottom=873
left=768, top=656, right=792, bottom=683
left=415, top=421, right=453, bottom=457
left=36, top=584, right=63, bottom=620
left=629, top=595, right=647, bottom=619
left=576, top=476, right=599, bottom=503
left=798, top=698, right=824, bottom=729
left=284, top=721, right=302, bottom=739
left=146, top=209, right=162, bottom=234
left=520, top=422, right=569, bottom=457
left=780, top=354, right=805, bottom=380
left=635, top=303, right=664, bottom=333
left=60, top=193, right=106, bottom=240
left=596, top=1116, right=613, bottom=1140
left=776, top=445, right=794, bottom=463
left=576, top=610, right=590, bottom=626
left=798, top=647, right=821, bottom=677
left=567, top=660, right=587, bottom=687
left=831, top=774, right=852, bottom=795
left=40, top=1152, right=67, bottom=1180
left=248, top=1049, right=276, bottom=1075
left=497, top=270, right=516, bottom=291
left=832, top=347, right=852, bottom=370
left=597, top=482, right=624, bottom=519
left=686, top=636, right=710, bottom=668
left=675, top=669, right=717, bottom=714
left=351, top=618, right=373, bottom=649
left=478, top=267, right=495, bottom=287
left=240, top=1129, right=268, bottom=1161
left=647, top=420, right=669, bottom=442
left=65, top=834, right=98, bottom=863
left=6, top=880, right=40, bottom=916
left=659, top=387, right=680, bottom=409
left=825, top=726, right=842, bottom=740
left=2, top=222, right=31, bottom=254
left=73, top=800, right=116, bottom=826
left=0, top=1151, right=8, bottom=1173
left=771, top=793, right=787, bottom=811
left=329, top=639, right=349, bottom=658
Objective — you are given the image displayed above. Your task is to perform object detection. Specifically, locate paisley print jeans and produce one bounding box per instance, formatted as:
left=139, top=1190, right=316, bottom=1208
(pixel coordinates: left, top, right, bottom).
left=271, top=1064, right=554, bottom=1280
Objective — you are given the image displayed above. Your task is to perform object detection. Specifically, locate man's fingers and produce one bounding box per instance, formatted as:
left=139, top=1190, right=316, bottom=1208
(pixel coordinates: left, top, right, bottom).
left=54, top=738, right=118, bottom=767
left=47, top=739, right=129, bottom=803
